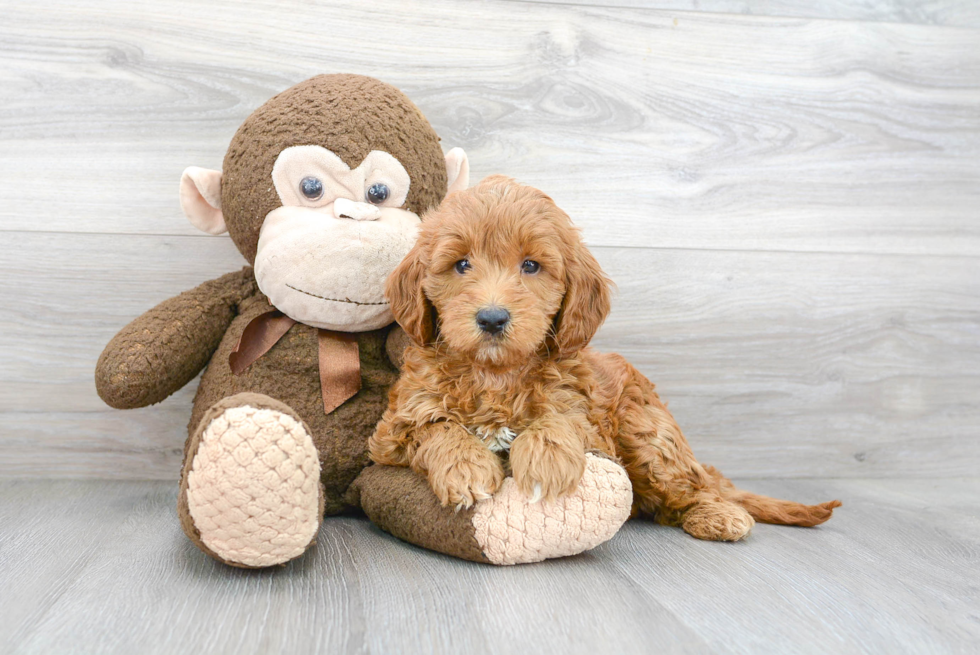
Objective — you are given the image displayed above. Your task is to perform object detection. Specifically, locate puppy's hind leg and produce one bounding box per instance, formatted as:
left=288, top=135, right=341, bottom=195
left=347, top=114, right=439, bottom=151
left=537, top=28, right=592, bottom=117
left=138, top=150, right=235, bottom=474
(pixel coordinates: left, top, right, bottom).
left=605, top=356, right=839, bottom=539
left=616, top=398, right=755, bottom=541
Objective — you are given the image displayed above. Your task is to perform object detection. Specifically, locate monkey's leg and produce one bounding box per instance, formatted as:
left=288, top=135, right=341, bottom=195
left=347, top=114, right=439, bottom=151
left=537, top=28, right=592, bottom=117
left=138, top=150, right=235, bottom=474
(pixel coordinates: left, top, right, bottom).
left=348, top=452, right=632, bottom=565
left=178, top=392, right=325, bottom=568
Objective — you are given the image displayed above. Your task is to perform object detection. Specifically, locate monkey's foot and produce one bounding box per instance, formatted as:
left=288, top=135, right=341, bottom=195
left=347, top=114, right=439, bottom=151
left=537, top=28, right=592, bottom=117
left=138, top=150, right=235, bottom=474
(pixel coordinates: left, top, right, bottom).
left=473, top=453, right=632, bottom=564
left=354, top=452, right=632, bottom=565
left=179, top=393, right=324, bottom=568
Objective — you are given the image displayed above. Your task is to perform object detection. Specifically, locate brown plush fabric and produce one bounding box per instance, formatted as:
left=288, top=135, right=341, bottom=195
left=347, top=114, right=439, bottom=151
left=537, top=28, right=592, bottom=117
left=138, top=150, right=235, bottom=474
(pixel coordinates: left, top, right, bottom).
left=95, top=268, right=256, bottom=409
left=384, top=325, right=412, bottom=371
left=222, top=74, right=449, bottom=264
left=187, top=284, right=398, bottom=515
left=350, top=465, right=490, bottom=563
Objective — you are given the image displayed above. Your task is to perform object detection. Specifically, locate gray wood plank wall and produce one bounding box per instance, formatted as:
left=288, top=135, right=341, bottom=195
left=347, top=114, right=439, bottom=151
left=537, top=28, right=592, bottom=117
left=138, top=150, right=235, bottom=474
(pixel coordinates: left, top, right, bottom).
left=1, top=0, right=977, bottom=480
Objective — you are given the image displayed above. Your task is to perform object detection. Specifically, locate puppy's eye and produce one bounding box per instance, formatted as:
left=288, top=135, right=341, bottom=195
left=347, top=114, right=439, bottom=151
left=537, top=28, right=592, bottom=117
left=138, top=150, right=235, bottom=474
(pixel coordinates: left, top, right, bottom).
left=300, top=176, right=324, bottom=200
left=521, top=260, right=541, bottom=274
left=454, top=259, right=471, bottom=274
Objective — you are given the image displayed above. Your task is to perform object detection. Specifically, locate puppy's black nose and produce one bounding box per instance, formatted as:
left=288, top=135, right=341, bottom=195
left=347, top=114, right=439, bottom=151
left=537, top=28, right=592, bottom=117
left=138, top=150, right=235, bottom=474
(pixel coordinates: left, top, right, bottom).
left=476, top=307, right=510, bottom=335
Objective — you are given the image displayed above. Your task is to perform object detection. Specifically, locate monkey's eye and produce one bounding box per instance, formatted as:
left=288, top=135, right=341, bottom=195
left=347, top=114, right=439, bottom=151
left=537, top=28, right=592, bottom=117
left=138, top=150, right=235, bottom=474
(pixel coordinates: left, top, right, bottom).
left=521, top=260, right=541, bottom=274
left=300, top=176, right=324, bottom=200
left=366, top=183, right=390, bottom=205
left=454, top=259, right=471, bottom=274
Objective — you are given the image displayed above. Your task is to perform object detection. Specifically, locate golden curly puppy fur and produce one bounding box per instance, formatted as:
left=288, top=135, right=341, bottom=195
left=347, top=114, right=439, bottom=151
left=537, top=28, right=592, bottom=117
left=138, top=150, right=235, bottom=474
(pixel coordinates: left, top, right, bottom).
left=370, top=176, right=840, bottom=541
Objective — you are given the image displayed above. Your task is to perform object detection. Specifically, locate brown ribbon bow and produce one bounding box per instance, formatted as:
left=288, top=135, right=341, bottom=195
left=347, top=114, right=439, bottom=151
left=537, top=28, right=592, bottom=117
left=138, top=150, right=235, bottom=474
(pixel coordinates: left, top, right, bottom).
left=229, top=309, right=362, bottom=414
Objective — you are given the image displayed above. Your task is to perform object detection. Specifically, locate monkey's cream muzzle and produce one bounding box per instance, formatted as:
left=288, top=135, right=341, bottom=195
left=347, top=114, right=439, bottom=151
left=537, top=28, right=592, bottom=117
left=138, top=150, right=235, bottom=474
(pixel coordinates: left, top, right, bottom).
left=332, top=198, right=382, bottom=221
left=255, top=206, right=420, bottom=331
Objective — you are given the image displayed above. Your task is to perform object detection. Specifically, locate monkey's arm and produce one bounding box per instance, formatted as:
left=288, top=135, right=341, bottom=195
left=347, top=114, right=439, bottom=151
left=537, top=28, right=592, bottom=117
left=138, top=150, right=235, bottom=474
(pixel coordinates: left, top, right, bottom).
left=95, top=267, right=256, bottom=409
left=384, top=324, right=411, bottom=370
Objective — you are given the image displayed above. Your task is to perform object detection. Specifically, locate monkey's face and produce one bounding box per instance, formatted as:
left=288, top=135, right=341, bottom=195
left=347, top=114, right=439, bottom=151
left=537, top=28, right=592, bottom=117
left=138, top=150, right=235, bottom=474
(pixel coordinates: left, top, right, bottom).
left=253, top=146, right=421, bottom=331
left=178, top=74, right=470, bottom=333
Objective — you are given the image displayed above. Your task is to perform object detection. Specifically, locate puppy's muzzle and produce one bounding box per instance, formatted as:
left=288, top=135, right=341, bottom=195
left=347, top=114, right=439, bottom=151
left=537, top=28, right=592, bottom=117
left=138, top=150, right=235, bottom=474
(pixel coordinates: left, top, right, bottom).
left=476, top=306, right=510, bottom=336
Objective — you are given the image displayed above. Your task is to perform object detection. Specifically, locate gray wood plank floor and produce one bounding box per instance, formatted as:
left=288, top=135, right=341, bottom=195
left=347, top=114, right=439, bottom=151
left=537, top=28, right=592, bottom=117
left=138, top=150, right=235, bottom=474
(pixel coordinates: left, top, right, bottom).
left=1, top=478, right=977, bottom=654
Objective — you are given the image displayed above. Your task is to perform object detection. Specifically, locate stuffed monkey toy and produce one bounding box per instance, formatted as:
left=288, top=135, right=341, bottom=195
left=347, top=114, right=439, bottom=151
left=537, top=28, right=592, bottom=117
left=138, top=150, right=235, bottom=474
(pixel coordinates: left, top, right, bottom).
left=95, top=75, right=632, bottom=568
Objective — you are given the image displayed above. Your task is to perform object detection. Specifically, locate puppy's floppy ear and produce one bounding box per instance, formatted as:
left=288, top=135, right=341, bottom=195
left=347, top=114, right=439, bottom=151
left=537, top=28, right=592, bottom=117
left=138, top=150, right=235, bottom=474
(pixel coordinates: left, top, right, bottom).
left=385, top=239, right=437, bottom=345
left=552, top=234, right=612, bottom=358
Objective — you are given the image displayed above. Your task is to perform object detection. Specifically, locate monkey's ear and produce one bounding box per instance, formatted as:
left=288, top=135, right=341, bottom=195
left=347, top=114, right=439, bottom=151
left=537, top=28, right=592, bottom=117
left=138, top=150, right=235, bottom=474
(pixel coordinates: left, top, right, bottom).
left=385, top=240, right=437, bottom=345
left=445, top=148, right=469, bottom=195
left=180, top=167, right=227, bottom=235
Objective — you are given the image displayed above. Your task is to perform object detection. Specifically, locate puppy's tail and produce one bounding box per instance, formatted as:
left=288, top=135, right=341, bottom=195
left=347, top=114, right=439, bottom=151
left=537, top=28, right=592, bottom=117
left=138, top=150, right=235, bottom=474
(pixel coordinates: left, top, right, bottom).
left=706, top=466, right=842, bottom=527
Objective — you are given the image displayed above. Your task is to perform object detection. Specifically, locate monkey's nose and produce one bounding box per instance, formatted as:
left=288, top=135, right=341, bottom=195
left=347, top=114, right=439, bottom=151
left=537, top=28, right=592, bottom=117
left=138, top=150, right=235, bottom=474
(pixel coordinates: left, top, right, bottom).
left=476, top=307, right=510, bottom=335
left=333, top=198, right=382, bottom=221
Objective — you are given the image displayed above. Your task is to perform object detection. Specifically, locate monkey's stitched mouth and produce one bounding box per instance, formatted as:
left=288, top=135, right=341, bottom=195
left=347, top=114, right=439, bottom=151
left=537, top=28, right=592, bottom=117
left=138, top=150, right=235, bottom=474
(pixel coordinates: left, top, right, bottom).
left=285, top=284, right=389, bottom=306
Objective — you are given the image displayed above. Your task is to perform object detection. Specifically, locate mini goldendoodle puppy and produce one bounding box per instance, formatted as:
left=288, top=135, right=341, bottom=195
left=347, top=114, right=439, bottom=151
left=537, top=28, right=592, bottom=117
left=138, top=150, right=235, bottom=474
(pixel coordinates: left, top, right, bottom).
left=369, top=176, right=840, bottom=541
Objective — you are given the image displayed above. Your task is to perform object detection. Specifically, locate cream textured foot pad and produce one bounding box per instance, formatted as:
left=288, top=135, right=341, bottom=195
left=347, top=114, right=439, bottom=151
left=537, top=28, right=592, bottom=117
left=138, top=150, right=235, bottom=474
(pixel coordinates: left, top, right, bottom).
left=186, top=405, right=321, bottom=567
left=472, top=453, right=632, bottom=565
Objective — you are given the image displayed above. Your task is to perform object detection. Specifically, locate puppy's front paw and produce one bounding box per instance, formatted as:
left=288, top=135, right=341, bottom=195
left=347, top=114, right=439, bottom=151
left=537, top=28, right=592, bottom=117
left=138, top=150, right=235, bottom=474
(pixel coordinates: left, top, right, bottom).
left=414, top=431, right=504, bottom=510
left=509, top=429, right=587, bottom=503
left=431, top=455, right=505, bottom=511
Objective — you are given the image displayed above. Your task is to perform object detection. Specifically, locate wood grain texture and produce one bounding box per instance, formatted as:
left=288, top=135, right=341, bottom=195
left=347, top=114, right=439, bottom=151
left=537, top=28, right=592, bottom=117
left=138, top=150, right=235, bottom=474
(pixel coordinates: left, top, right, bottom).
left=1, top=478, right=977, bottom=654
left=1, top=232, right=977, bottom=479
left=2, top=1, right=977, bottom=651
left=1, top=0, right=978, bottom=255
left=0, top=232, right=980, bottom=478
left=0, top=0, right=977, bottom=480
left=2, top=227, right=979, bottom=479
left=509, top=0, right=980, bottom=28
